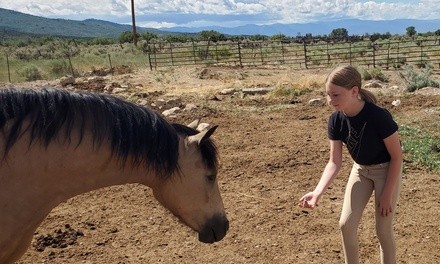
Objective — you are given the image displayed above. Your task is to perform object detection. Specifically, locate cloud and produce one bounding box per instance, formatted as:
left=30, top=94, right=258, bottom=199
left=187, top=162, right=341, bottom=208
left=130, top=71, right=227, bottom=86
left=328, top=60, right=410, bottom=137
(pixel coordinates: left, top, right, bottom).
left=1, top=0, right=439, bottom=28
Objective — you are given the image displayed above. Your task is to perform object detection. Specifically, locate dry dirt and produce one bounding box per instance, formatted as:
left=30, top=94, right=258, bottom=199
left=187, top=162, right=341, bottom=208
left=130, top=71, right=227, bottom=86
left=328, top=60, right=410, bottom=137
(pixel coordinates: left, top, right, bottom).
left=3, top=65, right=439, bottom=264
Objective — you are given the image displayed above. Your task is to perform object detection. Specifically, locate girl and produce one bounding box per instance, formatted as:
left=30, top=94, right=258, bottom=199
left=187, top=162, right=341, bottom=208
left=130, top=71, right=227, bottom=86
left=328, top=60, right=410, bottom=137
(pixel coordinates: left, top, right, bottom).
left=299, top=65, right=402, bottom=264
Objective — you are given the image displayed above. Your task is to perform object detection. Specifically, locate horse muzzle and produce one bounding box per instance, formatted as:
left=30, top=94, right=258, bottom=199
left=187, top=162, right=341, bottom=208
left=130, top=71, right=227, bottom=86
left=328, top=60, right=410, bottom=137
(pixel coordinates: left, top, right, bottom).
left=198, top=213, right=229, bottom=243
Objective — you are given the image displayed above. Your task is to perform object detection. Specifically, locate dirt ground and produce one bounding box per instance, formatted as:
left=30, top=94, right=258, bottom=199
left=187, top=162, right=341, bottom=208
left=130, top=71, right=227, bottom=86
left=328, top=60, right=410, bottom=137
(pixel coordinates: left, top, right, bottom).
left=3, top=65, right=439, bottom=263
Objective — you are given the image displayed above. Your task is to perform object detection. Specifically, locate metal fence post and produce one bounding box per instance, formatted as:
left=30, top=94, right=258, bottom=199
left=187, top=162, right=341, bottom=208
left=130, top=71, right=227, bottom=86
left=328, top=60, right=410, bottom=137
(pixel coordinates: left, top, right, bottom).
left=192, top=40, right=197, bottom=64
left=169, top=42, right=174, bottom=66
left=303, top=40, right=308, bottom=69
left=237, top=41, right=242, bottom=66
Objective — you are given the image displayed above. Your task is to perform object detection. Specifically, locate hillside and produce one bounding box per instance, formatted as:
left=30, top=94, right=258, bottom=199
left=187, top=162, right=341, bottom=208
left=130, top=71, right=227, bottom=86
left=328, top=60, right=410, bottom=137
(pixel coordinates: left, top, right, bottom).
left=0, top=8, right=165, bottom=39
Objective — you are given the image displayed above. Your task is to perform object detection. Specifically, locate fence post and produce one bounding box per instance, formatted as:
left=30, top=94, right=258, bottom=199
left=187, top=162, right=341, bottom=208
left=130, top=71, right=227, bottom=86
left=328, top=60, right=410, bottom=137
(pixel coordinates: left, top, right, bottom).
left=386, top=41, right=390, bottom=70
left=349, top=42, right=352, bottom=65
left=192, top=40, right=197, bottom=64
left=326, top=42, right=330, bottom=66
left=153, top=42, right=158, bottom=69
left=108, top=54, right=113, bottom=75
left=237, top=41, right=242, bottom=66
left=281, top=41, right=285, bottom=64
left=67, top=54, right=75, bottom=77
left=145, top=40, right=153, bottom=71
left=259, top=42, right=264, bottom=65
left=303, top=40, right=308, bottom=69
left=169, top=42, right=174, bottom=66
left=372, top=42, right=376, bottom=68
left=420, top=41, right=424, bottom=67
left=6, top=53, right=11, bottom=83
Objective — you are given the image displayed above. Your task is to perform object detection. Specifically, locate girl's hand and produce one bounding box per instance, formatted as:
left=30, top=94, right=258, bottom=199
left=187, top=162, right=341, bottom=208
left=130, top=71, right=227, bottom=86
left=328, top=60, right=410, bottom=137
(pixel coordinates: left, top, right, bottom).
left=298, top=192, right=319, bottom=209
left=378, top=195, right=393, bottom=217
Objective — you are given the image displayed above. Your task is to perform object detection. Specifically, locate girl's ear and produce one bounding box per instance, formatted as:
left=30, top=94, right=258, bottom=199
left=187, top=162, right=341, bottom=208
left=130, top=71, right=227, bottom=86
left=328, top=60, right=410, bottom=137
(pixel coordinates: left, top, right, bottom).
left=352, top=86, right=360, bottom=96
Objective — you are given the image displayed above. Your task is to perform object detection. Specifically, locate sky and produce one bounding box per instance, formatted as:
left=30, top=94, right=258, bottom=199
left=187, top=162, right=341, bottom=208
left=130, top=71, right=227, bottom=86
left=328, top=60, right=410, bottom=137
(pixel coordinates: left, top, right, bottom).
left=1, top=0, right=440, bottom=29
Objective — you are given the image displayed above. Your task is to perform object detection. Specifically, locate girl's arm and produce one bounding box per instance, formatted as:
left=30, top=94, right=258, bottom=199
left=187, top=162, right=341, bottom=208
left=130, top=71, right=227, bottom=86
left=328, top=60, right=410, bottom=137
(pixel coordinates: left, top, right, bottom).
left=379, top=131, right=403, bottom=217
left=299, top=140, right=343, bottom=208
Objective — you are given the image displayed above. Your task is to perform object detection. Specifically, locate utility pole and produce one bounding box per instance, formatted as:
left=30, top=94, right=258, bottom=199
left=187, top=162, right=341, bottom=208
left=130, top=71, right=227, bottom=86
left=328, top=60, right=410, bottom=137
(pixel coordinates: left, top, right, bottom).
left=131, top=0, right=138, bottom=46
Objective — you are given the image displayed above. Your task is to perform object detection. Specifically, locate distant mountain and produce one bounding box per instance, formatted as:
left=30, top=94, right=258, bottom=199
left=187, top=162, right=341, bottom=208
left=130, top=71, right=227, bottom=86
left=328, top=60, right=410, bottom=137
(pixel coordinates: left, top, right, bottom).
left=0, top=8, right=167, bottom=39
left=165, top=19, right=440, bottom=36
left=1, top=7, right=439, bottom=40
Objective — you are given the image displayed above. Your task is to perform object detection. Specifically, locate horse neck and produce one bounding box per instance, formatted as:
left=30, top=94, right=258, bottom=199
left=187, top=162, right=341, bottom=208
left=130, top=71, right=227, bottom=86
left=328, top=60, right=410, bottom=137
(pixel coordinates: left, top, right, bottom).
left=0, top=135, right=163, bottom=263
left=0, top=135, right=159, bottom=228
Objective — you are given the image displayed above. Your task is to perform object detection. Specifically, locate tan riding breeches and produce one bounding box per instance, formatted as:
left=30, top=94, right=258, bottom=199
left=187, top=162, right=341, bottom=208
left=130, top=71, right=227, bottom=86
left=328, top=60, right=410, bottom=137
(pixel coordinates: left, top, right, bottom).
left=339, top=162, right=402, bottom=264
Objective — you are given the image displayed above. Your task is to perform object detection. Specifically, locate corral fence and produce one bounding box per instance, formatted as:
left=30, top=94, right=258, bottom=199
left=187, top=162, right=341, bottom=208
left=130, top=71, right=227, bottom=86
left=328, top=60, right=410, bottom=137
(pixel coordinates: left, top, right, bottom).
left=2, top=37, right=440, bottom=83
left=144, top=37, right=440, bottom=70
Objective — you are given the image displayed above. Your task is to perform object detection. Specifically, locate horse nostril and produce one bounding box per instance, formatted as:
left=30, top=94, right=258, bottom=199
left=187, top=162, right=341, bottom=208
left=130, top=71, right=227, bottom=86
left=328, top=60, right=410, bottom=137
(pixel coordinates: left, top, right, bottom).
left=198, top=214, right=229, bottom=243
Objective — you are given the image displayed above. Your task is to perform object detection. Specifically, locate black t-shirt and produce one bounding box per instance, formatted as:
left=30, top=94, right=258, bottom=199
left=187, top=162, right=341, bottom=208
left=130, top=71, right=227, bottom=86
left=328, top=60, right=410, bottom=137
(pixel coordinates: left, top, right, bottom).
left=328, top=102, right=398, bottom=165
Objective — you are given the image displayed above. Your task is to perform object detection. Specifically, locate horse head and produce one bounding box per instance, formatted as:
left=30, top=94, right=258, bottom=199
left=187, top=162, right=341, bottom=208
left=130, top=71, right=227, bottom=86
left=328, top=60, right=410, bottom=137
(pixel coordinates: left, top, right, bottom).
left=152, top=121, right=229, bottom=243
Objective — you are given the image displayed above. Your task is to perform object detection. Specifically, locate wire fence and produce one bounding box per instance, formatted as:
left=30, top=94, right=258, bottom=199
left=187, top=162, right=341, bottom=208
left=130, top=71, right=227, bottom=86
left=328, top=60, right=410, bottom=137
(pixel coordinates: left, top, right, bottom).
left=2, top=37, right=440, bottom=83
left=144, top=37, right=440, bottom=70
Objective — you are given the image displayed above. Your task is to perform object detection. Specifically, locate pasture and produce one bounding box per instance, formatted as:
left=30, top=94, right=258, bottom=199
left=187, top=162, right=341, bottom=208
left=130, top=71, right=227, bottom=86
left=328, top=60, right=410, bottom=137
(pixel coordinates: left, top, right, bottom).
left=2, top=65, right=439, bottom=263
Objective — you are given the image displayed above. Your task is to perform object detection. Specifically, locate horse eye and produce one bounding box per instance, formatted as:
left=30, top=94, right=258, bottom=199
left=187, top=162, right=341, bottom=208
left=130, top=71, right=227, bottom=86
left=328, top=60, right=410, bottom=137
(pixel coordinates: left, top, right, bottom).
left=206, top=174, right=216, bottom=182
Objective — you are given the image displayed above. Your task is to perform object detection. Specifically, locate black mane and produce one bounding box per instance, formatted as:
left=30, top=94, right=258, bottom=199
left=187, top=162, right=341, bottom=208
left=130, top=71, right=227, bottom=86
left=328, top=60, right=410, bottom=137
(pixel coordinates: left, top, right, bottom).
left=0, top=88, right=184, bottom=178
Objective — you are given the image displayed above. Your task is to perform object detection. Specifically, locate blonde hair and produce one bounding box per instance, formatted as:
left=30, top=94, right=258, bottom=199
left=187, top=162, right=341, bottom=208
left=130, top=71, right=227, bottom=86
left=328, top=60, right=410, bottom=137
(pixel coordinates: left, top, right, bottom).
left=326, top=65, right=377, bottom=104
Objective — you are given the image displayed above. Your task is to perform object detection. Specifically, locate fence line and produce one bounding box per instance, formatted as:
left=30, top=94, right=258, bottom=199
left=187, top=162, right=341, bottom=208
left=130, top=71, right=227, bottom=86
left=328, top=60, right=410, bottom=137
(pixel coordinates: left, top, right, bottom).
left=2, top=37, right=440, bottom=83
left=144, top=37, right=440, bottom=70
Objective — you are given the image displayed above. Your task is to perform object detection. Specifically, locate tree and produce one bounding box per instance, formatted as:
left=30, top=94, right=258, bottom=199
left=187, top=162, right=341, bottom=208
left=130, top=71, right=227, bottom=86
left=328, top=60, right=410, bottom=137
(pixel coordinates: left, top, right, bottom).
left=119, top=31, right=139, bottom=44
left=198, top=30, right=226, bottom=42
left=406, top=26, right=417, bottom=38
left=270, top=33, right=287, bottom=41
left=329, top=28, right=349, bottom=41
left=141, top=32, right=158, bottom=42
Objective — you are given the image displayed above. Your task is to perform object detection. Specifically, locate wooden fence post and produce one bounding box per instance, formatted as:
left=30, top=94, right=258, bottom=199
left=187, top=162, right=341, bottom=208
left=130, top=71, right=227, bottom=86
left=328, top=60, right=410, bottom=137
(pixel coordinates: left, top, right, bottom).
left=6, top=53, right=11, bottom=83
left=67, top=54, right=75, bottom=77
left=108, top=54, right=113, bottom=75
left=259, top=42, right=264, bottom=65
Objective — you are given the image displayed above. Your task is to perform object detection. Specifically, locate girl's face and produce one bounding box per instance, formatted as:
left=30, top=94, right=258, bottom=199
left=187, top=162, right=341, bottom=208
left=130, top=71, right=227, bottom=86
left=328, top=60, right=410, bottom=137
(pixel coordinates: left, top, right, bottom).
left=325, top=83, right=358, bottom=112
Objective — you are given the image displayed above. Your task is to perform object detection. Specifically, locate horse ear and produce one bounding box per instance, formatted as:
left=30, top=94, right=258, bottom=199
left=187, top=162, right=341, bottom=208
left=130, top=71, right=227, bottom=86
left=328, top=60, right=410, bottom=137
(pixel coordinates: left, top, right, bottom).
left=188, top=125, right=218, bottom=145
left=187, top=119, right=201, bottom=129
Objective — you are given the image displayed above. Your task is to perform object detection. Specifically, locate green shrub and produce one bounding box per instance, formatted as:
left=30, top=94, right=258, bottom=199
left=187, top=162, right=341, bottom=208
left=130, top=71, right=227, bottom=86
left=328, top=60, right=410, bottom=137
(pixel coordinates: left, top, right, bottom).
left=361, top=67, right=388, bottom=82
left=270, top=85, right=311, bottom=97
left=17, top=64, right=43, bottom=81
left=400, top=125, right=440, bottom=171
left=49, top=59, right=70, bottom=76
left=402, top=64, right=439, bottom=92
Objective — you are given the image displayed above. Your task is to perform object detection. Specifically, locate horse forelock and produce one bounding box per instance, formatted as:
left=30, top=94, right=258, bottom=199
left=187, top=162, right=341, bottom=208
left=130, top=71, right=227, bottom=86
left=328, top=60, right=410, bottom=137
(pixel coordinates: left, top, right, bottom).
left=171, top=123, right=219, bottom=171
left=0, top=88, right=180, bottom=180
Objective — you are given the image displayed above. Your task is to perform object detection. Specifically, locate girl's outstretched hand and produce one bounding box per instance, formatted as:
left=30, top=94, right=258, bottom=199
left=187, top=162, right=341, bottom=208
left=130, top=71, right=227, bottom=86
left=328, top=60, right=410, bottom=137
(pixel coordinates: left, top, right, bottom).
left=298, top=192, right=319, bottom=208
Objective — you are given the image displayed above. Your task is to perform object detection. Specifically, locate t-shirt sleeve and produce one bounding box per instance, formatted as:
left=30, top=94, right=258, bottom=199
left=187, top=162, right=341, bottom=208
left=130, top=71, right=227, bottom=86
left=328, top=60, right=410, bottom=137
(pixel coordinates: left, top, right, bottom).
left=376, top=108, right=398, bottom=139
left=328, top=112, right=342, bottom=140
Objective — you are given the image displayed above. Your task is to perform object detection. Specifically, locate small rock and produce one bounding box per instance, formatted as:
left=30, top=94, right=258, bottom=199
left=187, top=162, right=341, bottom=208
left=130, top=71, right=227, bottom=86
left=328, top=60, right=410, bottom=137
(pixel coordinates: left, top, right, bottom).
left=60, top=76, right=75, bottom=87
left=308, top=98, right=323, bottom=106
left=162, top=107, right=181, bottom=116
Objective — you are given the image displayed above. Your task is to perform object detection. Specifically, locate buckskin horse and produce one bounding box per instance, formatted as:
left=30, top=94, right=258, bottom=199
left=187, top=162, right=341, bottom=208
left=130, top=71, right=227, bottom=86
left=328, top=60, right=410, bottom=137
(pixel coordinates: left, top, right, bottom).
left=0, top=88, right=229, bottom=263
